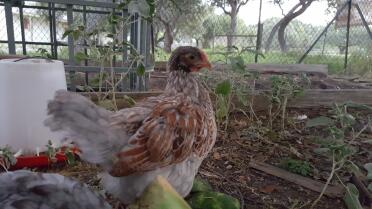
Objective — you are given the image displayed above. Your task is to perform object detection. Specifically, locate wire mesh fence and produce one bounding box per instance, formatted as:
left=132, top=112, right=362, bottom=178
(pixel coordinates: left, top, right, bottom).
left=152, top=0, right=371, bottom=75
left=1, top=0, right=371, bottom=76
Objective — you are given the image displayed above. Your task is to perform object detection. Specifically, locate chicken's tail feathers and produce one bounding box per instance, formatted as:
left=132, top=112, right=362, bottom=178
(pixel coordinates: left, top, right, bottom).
left=44, top=90, right=126, bottom=169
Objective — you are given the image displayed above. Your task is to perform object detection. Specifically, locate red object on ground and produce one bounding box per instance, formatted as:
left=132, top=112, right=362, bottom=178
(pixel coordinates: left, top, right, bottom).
left=9, top=147, right=80, bottom=170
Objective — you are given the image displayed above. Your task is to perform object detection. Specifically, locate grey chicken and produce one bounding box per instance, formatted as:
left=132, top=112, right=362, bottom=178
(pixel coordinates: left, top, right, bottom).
left=45, top=46, right=217, bottom=204
left=0, top=170, right=112, bottom=209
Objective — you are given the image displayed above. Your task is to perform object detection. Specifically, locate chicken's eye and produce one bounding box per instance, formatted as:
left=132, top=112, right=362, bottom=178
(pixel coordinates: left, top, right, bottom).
left=189, top=55, right=195, bottom=60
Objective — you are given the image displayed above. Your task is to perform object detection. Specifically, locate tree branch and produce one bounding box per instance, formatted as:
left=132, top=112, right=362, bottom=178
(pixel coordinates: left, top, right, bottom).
left=237, top=0, right=249, bottom=13
left=214, top=0, right=232, bottom=15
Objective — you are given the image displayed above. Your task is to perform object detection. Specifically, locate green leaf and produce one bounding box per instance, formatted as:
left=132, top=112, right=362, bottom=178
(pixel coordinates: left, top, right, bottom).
left=215, top=80, right=231, bottom=96
left=146, top=0, right=156, bottom=19
left=364, top=163, right=372, bottom=180
left=136, top=64, right=146, bottom=76
left=75, top=52, right=89, bottom=62
left=313, top=148, right=331, bottom=155
left=191, top=177, right=213, bottom=193
left=77, top=25, right=85, bottom=31
left=229, top=56, right=245, bottom=72
left=64, top=149, right=76, bottom=165
left=305, top=116, right=334, bottom=128
left=368, top=183, right=372, bottom=192
left=188, top=191, right=240, bottom=209
left=343, top=183, right=363, bottom=209
left=117, top=1, right=129, bottom=10
left=128, top=0, right=151, bottom=18
left=347, top=161, right=364, bottom=177
left=124, top=95, right=136, bottom=107
left=62, top=29, right=74, bottom=39
left=72, top=30, right=81, bottom=40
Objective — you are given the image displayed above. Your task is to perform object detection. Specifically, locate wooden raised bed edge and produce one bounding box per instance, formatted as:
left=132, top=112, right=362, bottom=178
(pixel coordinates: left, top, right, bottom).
left=80, top=89, right=372, bottom=111
left=249, top=161, right=344, bottom=198
left=154, top=62, right=329, bottom=78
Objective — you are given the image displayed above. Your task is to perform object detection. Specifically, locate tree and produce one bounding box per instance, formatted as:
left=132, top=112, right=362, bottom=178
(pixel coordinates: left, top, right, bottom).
left=201, top=13, right=251, bottom=48
left=265, top=0, right=315, bottom=52
left=210, top=0, right=249, bottom=49
left=154, top=0, right=206, bottom=53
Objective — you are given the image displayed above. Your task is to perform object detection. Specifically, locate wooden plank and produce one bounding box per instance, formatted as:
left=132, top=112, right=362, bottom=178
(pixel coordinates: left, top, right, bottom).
left=249, top=161, right=344, bottom=198
left=290, top=89, right=372, bottom=108
left=79, top=89, right=372, bottom=110
left=154, top=62, right=328, bottom=77
left=214, top=64, right=328, bottom=78
left=79, top=91, right=163, bottom=101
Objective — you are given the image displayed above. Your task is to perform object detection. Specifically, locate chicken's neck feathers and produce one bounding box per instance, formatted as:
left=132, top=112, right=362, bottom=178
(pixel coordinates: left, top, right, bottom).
left=165, top=71, right=203, bottom=101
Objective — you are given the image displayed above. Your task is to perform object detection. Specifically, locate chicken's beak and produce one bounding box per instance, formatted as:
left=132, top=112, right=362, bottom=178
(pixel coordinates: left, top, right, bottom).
left=198, top=50, right=212, bottom=70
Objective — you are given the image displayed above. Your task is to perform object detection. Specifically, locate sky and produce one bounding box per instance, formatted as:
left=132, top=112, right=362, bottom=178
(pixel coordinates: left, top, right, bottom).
left=215, top=0, right=335, bottom=26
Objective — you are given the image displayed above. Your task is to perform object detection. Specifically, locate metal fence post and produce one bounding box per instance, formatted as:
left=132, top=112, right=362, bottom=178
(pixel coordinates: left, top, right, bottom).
left=344, top=0, right=352, bottom=72
left=5, top=0, right=16, bottom=54
left=129, top=13, right=138, bottom=91
left=298, top=1, right=349, bottom=63
left=255, top=0, right=263, bottom=63
left=19, top=2, right=27, bottom=55
left=354, top=3, right=372, bottom=39
left=67, top=4, right=76, bottom=91
left=48, top=3, right=54, bottom=56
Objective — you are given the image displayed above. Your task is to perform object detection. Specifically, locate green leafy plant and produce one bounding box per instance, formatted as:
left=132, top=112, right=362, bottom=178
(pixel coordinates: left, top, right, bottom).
left=45, top=140, right=77, bottom=165
left=343, top=183, right=364, bottom=209
left=63, top=147, right=77, bottom=166
left=188, top=178, right=240, bottom=209
left=45, top=140, right=57, bottom=163
left=268, top=75, right=306, bottom=130
left=0, top=146, right=16, bottom=172
left=212, top=46, right=265, bottom=73
left=215, top=80, right=233, bottom=130
left=37, top=48, right=54, bottom=59
left=63, top=1, right=154, bottom=111
left=306, top=103, right=372, bottom=208
left=188, top=191, right=240, bottom=209
left=280, top=158, right=311, bottom=176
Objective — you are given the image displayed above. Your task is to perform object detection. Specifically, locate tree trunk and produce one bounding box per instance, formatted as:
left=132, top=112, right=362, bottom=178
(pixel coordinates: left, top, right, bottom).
left=227, top=4, right=238, bottom=50
left=277, top=0, right=314, bottom=52
left=264, top=20, right=283, bottom=52
left=265, top=0, right=314, bottom=52
left=163, top=23, right=173, bottom=53
left=202, top=38, right=211, bottom=48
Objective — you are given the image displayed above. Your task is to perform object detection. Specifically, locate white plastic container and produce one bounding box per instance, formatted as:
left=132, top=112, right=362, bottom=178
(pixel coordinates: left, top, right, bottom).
left=0, top=58, right=67, bottom=154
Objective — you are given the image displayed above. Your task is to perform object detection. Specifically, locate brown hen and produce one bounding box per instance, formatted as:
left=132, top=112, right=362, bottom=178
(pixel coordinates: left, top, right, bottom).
left=45, top=46, right=217, bottom=204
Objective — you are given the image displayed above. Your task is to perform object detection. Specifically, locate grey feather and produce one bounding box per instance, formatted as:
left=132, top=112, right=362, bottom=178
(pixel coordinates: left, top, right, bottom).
left=0, top=170, right=112, bottom=209
left=44, top=90, right=128, bottom=169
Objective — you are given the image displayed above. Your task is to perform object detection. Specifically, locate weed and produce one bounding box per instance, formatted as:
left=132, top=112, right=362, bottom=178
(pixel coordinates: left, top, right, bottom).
left=0, top=146, right=17, bottom=172
left=305, top=103, right=372, bottom=208
left=267, top=75, right=306, bottom=130
left=280, top=158, right=311, bottom=176
left=62, top=1, right=154, bottom=111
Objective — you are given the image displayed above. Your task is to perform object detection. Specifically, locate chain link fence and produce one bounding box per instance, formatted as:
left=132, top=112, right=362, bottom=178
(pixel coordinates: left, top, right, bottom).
left=1, top=0, right=371, bottom=76
left=153, top=0, right=371, bottom=75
